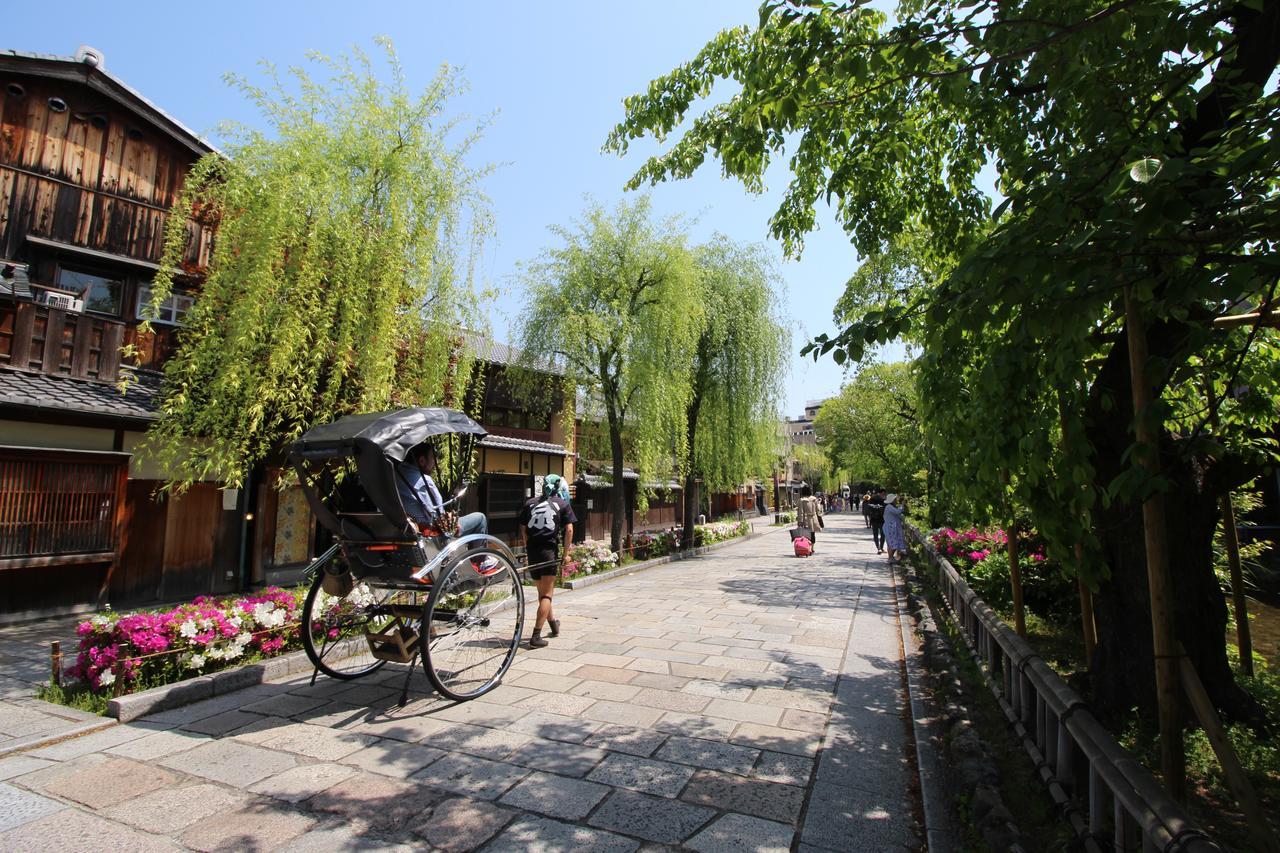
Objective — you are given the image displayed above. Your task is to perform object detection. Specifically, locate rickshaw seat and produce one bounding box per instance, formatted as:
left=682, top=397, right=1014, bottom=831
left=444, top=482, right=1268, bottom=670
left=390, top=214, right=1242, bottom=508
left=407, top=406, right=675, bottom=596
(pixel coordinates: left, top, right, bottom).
left=338, top=512, right=415, bottom=543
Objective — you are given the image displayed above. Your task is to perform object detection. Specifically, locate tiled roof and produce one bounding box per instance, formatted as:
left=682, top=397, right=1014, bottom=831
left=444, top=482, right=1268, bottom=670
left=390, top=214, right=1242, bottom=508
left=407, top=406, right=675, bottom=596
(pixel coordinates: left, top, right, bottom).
left=576, top=472, right=682, bottom=491
left=0, top=367, right=160, bottom=422
left=464, top=332, right=563, bottom=376
left=479, top=433, right=569, bottom=457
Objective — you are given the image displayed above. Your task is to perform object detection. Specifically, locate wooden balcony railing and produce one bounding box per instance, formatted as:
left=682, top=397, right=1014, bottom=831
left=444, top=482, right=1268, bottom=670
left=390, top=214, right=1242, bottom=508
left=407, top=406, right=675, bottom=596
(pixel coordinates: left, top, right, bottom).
left=0, top=299, right=125, bottom=382
left=0, top=164, right=213, bottom=269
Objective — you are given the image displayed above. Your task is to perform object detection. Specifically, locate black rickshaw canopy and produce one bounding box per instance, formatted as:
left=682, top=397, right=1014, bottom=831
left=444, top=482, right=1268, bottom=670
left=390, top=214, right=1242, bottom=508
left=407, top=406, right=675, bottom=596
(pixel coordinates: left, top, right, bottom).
left=289, top=407, right=487, bottom=537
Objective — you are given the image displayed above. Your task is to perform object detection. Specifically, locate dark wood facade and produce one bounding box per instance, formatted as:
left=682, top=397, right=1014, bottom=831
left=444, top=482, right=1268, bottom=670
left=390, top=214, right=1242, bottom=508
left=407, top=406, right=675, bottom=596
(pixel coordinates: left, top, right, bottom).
left=0, top=51, right=223, bottom=621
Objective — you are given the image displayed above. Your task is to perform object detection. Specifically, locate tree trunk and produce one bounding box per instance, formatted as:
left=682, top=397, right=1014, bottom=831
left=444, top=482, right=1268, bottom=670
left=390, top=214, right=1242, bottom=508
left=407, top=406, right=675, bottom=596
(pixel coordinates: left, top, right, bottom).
left=608, top=420, right=626, bottom=555
left=1087, top=438, right=1265, bottom=728
left=681, top=391, right=702, bottom=551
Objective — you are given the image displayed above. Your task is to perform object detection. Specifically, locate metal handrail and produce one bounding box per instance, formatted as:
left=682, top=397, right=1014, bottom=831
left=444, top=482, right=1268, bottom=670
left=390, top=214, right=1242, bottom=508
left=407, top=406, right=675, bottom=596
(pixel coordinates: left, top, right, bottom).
left=908, top=525, right=1222, bottom=853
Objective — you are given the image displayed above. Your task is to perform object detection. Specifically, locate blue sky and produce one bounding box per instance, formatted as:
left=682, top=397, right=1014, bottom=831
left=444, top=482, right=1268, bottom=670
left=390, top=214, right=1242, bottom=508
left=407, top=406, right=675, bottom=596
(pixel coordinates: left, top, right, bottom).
left=8, top=1, right=893, bottom=417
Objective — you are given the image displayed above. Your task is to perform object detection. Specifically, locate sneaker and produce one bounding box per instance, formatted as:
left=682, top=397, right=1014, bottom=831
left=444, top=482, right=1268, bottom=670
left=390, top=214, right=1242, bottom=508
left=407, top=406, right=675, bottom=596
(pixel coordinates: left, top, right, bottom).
left=528, top=632, right=548, bottom=649
left=472, top=555, right=502, bottom=575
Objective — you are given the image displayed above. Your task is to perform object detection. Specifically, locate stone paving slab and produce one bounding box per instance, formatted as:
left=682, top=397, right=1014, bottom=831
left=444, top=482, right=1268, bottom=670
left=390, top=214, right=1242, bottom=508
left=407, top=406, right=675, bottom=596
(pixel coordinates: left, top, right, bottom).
left=588, top=788, right=716, bottom=843
left=0, top=781, right=65, bottom=832
left=0, top=513, right=921, bottom=851
left=498, top=770, right=610, bottom=819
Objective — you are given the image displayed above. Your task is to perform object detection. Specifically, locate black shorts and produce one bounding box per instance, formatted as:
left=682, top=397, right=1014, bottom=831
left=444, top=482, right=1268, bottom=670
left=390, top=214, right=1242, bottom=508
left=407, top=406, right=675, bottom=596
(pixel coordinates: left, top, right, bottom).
left=527, top=543, right=560, bottom=579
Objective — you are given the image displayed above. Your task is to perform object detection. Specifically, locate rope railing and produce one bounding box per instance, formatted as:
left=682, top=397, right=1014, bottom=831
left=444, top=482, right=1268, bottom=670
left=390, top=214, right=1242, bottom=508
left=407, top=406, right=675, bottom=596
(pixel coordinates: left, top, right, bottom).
left=907, top=523, right=1223, bottom=853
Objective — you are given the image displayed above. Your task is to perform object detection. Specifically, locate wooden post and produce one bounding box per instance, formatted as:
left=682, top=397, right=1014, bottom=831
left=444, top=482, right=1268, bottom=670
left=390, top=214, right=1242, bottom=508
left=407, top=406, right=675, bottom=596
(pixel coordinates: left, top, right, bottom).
left=1123, top=283, right=1184, bottom=802
left=1203, top=379, right=1254, bottom=678
left=1219, top=496, right=1254, bottom=678
left=1178, top=645, right=1279, bottom=853
left=1000, top=470, right=1026, bottom=638
left=50, top=641, right=62, bottom=687
left=1076, top=575, right=1097, bottom=662
left=1058, top=395, right=1098, bottom=662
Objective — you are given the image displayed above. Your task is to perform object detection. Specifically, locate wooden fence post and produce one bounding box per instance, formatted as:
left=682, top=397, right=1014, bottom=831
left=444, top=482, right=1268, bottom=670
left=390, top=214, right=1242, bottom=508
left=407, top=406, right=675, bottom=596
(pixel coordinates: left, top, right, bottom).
left=1219, top=495, right=1253, bottom=678
left=1203, top=380, right=1254, bottom=679
left=1123, top=283, right=1184, bottom=802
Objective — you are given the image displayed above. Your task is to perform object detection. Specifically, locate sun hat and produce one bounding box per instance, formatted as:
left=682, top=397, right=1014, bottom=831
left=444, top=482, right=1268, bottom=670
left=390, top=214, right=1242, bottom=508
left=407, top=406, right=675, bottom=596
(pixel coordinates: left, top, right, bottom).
left=885, top=493, right=898, bottom=505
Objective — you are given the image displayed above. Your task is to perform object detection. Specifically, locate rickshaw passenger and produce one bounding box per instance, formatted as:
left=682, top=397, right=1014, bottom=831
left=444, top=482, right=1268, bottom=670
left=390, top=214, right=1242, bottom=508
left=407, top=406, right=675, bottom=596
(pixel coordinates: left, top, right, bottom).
left=397, top=443, right=488, bottom=537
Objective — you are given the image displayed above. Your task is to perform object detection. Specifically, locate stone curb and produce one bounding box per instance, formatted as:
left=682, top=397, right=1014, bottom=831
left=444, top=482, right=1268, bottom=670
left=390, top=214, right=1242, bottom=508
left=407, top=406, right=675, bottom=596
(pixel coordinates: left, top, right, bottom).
left=106, top=646, right=318, bottom=723
left=0, top=716, right=117, bottom=757
left=892, top=560, right=961, bottom=853
left=562, top=525, right=781, bottom=590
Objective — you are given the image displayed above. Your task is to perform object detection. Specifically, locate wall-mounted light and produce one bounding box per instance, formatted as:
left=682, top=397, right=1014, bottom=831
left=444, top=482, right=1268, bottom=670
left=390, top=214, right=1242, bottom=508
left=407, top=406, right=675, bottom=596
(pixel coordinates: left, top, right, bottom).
left=47, top=96, right=68, bottom=113
left=244, top=512, right=255, bottom=521
left=5, top=83, right=25, bottom=98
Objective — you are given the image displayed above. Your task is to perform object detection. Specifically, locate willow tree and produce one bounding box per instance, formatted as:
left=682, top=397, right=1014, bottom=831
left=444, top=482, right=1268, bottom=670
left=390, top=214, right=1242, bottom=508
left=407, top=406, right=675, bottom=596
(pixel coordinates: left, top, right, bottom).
left=516, top=197, right=700, bottom=553
left=608, top=0, right=1280, bottom=728
left=679, top=238, right=788, bottom=548
left=139, top=41, right=490, bottom=487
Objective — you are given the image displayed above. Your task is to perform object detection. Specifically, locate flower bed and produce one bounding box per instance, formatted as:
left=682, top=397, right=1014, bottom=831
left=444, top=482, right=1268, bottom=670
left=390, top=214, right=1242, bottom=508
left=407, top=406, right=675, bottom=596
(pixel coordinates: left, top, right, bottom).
left=64, top=586, right=304, bottom=698
left=566, top=520, right=753, bottom=581
left=928, top=526, right=1073, bottom=620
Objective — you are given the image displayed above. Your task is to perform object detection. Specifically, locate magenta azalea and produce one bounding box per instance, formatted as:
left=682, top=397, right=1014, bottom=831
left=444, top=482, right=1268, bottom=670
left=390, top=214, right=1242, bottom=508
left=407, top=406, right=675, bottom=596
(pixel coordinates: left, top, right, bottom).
left=67, top=587, right=304, bottom=695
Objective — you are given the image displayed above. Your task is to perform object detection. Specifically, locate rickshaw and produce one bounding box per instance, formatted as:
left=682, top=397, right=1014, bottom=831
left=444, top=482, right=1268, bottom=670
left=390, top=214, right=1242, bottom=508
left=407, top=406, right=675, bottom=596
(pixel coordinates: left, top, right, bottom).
left=289, top=407, right=524, bottom=703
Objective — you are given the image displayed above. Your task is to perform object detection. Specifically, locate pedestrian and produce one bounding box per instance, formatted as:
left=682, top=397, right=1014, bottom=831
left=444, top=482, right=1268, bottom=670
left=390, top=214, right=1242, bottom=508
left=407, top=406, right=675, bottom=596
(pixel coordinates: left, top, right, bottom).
left=797, top=484, right=824, bottom=552
left=883, top=493, right=907, bottom=563
left=861, top=491, right=873, bottom=528
left=518, top=474, right=577, bottom=649
left=865, top=489, right=886, bottom=553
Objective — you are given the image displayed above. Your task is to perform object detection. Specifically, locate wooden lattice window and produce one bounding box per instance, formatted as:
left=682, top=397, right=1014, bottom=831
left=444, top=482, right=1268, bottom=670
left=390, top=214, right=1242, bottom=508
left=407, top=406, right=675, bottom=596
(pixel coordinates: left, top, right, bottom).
left=0, top=449, right=126, bottom=560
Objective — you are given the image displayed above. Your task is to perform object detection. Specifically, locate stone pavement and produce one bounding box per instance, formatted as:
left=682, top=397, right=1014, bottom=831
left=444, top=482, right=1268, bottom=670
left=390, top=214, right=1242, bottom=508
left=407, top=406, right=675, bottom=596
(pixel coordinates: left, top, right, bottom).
left=0, top=512, right=920, bottom=851
left=0, top=615, right=109, bottom=756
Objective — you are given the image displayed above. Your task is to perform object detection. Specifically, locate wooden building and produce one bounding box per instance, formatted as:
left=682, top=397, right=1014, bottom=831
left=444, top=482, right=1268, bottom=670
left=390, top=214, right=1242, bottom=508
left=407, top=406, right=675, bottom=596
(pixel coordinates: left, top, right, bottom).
left=0, top=48, right=223, bottom=621
left=466, top=337, right=575, bottom=544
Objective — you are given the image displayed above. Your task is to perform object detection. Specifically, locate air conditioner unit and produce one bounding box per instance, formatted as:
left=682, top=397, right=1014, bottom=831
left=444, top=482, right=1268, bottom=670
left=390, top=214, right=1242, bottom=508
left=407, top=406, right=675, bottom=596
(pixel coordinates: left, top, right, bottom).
left=39, top=291, right=84, bottom=312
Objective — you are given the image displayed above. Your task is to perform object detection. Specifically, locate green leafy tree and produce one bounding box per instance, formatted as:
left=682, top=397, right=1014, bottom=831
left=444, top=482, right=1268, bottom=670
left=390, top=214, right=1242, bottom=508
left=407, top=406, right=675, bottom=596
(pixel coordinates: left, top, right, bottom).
left=814, top=361, right=927, bottom=498
left=516, top=197, right=701, bottom=553
left=141, top=42, right=489, bottom=487
left=679, top=238, right=789, bottom=548
left=609, top=1, right=1280, bottom=723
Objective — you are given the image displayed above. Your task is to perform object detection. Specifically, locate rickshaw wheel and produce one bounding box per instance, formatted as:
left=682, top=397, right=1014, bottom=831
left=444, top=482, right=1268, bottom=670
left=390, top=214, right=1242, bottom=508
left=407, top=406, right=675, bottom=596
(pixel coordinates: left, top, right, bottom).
left=423, top=547, right=524, bottom=701
left=301, top=568, right=422, bottom=680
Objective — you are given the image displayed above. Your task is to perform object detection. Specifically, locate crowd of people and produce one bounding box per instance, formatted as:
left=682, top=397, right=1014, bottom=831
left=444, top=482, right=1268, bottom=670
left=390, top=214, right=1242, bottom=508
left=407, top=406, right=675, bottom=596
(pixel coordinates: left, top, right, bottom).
left=788, top=484, right=910, bottom=565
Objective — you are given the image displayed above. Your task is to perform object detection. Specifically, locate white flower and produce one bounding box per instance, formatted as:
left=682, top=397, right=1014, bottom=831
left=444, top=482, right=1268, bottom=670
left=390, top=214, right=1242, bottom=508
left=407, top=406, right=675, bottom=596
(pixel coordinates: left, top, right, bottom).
left=188, top=654, right=206, bottom=669
left=179, top=619, right=198, bottom=639
left=90, top=615, right=112, bottom=629
left=227, top=615, right=243, bottom=630
left=97, top=669, right=116, bottom=687
left=252, top=603, right=286, bottom=629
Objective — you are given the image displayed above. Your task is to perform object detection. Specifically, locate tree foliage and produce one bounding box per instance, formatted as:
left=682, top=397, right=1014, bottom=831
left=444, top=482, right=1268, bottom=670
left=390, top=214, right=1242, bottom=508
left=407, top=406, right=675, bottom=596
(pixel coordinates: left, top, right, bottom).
left=141, top=41, right=490, bottom=487
left=679, top=238, right=789, bottom=542
left=516, top=197, right=702, bottom=552
left=814, top=361, right=925, bottom=494
left=610, top=0, right=1280, bottom=721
